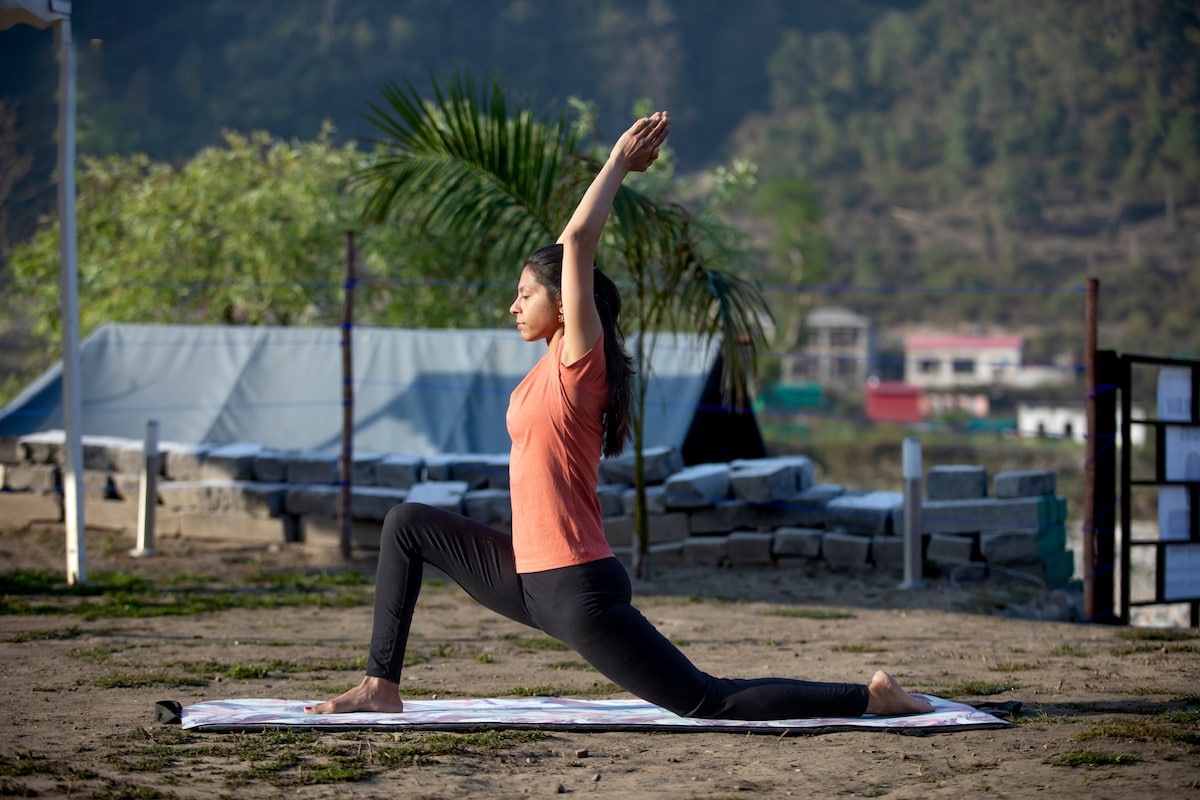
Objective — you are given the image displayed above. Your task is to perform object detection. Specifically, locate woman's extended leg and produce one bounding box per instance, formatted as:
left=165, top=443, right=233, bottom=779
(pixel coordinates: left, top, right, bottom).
left=523, top=558, right=930, bottom=720
left=311, top=503, right=534, bottom=714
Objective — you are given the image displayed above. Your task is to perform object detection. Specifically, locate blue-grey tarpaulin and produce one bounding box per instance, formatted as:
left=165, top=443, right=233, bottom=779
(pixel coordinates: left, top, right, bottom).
left=0, top=324, right=763, bottom=461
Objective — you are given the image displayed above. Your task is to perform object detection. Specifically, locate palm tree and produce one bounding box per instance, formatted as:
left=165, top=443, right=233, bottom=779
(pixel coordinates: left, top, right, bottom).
left=356, top=73, right=771, bottom=578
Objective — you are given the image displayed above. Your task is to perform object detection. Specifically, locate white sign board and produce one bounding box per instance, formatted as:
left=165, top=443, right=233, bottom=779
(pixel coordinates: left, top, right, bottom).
left=1157, top=367, right=1197, bottom=600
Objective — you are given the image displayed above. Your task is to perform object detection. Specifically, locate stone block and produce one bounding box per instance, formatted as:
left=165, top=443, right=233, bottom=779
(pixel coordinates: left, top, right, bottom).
left=286, top=452, right=340, bottom=484
left=405, top=481, right=470, bottom=513
left=870, top=535, right=905, bottom=570
left=726, top=531, right=775, bottom=566
left=772, top=527, right=823, bottom=559
left=687, top=499, right=751, bottom=535
left=252, top=450, right=293, bottom=483
left=284, top=484, right=340, bottom=517
left=826, top=491, right=902, bottom=536
left=299, top=515, right=382, bottom=551
left=926, top=533, right=978, bottom=564
left=901, top=496, right=1043, bottom=534
left=376, top=455, right=424, bottom=490
left=993, top=470, right=1056, bottom=499
left=622, top=485, right=667, bottom=516
left=597, top=484, right=625, bottom=517
left=604, top=516, right=635, bottom=547
left=19, top=430, right=64, bottom=464
left=1043, top=549, right=1075, bottom=588
left=463, top=488, right=511, bottom=525
left=730, top=455, right=816, bottom=498
left=1039, top=524, right=1067, bottom=556
left=603, top=513, right=688, bottom=547
left=599, top=446, right=683, bottom=486
left=160, top=442, right=209, bottom=481
left=647, top=541, right=687, bottom=569
left=200, top=443, right=262, bottom=481
left=779, top=484, right=845, bottom=528
left=3, top=463, right=59, bottom=491
left=1039, top=495, right=1068, bottom=526
left=730, top=461, right=799, bottom=503
left=925, top=465, right=988, bottom=500
left=81, top=435, right=146, bottom=474
left=424, top=454, right=509, bottom=489
left=682, top=536, right=728, bottom=567
left=82, top=496, right=139, bottom=531
left=351, top=486, right=409, bottom=521
left=979, top=529, right=1040, bottom=564
left=158, top=480, right=288, bottom=518
left=822, top=532, right=871, bottom=568
left=179, top=511, right=298, bottom=544
left=663, top=464, right=732, bottom=509
left=0, top=489, right=62, bottom=521
left=0, top=436, right=22, bottom=464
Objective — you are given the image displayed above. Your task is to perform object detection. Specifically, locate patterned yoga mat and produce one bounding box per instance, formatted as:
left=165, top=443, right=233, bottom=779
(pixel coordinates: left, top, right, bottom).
left=177, top=695, right=1012, bottom=735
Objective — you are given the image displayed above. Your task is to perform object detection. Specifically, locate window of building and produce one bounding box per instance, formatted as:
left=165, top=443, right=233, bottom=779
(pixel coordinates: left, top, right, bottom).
left=835, top=358, right=857, bottom=378
left=918, top=359, right=940, bottom=374
left=952, top=359, right=976, bottom=375
left=829, top=327, right=859, bottom=347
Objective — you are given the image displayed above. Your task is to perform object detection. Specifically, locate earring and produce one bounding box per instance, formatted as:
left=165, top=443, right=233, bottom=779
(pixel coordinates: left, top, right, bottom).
left=558, top=313, right=564, bottom=324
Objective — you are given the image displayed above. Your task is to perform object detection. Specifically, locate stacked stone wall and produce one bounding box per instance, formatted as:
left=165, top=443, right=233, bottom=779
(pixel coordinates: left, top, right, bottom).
left=0, top=432, right=1073, bottom=587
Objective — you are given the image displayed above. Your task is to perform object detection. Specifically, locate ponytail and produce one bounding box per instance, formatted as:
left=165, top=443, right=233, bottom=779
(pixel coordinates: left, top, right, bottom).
left=593, top=267, right=634, bottom=457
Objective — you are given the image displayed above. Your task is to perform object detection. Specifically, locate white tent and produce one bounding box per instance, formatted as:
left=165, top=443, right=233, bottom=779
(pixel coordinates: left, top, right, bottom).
left=0, top=323, right=765, bottom=463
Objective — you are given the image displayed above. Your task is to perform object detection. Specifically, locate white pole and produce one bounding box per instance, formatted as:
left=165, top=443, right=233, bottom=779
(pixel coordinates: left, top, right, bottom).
left=55, top=15, right=85, bottom=584
left=900, top=436, right=925, bottom=589
left=131, top=420, right=159, bottom=557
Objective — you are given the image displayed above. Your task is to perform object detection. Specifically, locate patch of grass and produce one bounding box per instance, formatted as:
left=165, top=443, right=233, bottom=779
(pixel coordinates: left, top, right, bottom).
left=505, top=636, right=570, bottom=652
left=474, top=652, right=494, bottom=663
left=0, top=780, right=38, bottom=797
left=760, top=608, right=855, bottom=620
left=989, top=661, right=1039, bottom=672
left=1049, top=644, right=1087, bottom=657
left=941, top=680, right=1015, bottom=697
left=1111, top=642, right=1200, bottom=657
left=549, top=660, right=594, bottom=671
left=1115, top=628, right=1198, bottom=642
left=831, top=643, right=888, bottom=653
left=1074, top=719, right=1200, bottom=747
left=0, top=625, right=83, bottom=643
left=1047, top=749, right=1141, bottom=767
left=92, top=671, right=207, bottom=689
left=0, top=568, right=372, bottom=619
left=670, top=636, right=690, bottom=647
left=223, top=663, right=270, bottom=680
left=90, top=779, right=177, bottom=799
left=0, top=752, right=59, bottom=777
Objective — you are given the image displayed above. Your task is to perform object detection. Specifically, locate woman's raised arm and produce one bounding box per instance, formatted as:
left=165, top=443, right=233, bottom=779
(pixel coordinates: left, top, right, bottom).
left=556, top=111, right=670, bottom=365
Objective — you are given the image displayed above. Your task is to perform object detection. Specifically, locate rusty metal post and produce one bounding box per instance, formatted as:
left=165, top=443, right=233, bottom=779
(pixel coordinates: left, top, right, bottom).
left=340, top=231, right=356, bottom=560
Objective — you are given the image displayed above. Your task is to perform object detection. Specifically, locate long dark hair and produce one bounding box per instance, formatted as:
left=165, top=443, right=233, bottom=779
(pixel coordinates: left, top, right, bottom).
left=523, top=244, right=634, bottom=457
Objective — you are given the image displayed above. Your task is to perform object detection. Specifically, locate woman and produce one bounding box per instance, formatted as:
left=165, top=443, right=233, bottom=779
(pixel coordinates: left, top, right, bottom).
left=311, top=112, right=931, bottom=720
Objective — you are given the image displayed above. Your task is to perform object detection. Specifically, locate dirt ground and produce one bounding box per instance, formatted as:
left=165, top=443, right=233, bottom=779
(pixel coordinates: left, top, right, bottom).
left=1, top=523, right=1197, bottom=800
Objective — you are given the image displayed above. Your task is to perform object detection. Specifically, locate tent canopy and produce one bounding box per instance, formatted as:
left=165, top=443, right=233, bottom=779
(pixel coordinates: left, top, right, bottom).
left=0, top=323, right=764, bottom=462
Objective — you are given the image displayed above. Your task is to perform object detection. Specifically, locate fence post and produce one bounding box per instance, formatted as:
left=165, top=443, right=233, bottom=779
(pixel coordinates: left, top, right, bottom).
left=339, top=231, right=356, bottom=561
left=900, top=436, right=925, bottom=589
left=131, top=419, right=159, bottom=557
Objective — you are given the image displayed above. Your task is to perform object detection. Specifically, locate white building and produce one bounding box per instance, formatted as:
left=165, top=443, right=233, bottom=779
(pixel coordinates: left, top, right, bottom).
left=904, top=333, right=1071, bottom=389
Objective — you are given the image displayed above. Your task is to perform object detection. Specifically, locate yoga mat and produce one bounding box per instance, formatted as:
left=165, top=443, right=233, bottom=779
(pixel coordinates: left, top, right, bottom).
left=175, top=695, right=1012, bottom=735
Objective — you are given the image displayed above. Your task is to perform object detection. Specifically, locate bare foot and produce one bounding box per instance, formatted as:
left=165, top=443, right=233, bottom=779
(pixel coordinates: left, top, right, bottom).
left=864, top=670, right=933, bottom=716
left=306, top=676, right=404, bottom=714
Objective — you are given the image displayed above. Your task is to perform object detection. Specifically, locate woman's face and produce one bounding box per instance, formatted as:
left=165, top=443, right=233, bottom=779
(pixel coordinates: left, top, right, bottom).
left=509, top=266, right=562, bottom=343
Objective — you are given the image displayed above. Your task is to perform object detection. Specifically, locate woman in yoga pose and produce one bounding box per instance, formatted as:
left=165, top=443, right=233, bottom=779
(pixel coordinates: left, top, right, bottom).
left=311, top=111, right=931, bottom=720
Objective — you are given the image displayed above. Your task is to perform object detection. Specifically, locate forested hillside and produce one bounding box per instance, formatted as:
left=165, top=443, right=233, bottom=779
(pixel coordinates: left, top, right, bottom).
left=2, top=0, right=1197, bottom=390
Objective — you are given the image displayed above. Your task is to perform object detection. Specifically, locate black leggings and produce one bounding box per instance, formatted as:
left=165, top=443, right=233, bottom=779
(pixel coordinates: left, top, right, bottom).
left=367, top=502, right=869, bottom=720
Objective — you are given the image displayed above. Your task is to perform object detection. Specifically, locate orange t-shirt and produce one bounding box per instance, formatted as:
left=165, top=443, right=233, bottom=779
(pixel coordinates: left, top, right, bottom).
left=506, top=334, right=614, bottom=573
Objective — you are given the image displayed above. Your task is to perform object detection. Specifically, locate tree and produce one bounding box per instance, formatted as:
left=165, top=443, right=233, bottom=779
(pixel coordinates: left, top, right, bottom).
left=355, top=73, right=770, bottom=578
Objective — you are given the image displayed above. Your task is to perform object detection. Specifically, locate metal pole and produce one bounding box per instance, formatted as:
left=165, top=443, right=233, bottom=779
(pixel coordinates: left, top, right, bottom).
left=339, top=231, right=356, bottom=560
left=1083, top=277, right=1098, bottom=620
left=55, top=15, right=85, bottom=584
left=131, top=420, right=159, bottom=557
left=900, top=436, right=925, bottom=589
